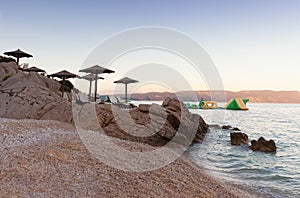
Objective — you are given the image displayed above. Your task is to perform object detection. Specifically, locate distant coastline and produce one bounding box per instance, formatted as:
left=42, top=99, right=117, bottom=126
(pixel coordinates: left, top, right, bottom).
left=126, top=90, right=300, bottom=103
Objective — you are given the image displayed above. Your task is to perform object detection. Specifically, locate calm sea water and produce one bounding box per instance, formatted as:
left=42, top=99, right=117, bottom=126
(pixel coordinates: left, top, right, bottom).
left=131, top=101, right=300, bottom=197
left=187, top=103, right=300, bottom=198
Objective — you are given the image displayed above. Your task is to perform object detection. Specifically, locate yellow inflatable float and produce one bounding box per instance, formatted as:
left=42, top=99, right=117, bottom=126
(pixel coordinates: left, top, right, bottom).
left=201, top=101, right=219, bottom=109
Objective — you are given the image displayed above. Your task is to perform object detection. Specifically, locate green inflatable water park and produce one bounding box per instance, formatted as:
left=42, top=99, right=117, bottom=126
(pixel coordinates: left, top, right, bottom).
left=225, top=98, right=249, bottom=110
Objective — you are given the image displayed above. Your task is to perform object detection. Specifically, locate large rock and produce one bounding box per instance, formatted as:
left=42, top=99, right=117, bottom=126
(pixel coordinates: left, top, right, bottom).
left=249, top=137, right=277, bottom=152
left=138, top=104, right=150, bottom=112
left=85, top=97, right=209, bottom=146
left=230, top=132, right=248, bottom=145
left=0, top=62, right=72, bottom=123
left=0, top=62, right=19, bottom=81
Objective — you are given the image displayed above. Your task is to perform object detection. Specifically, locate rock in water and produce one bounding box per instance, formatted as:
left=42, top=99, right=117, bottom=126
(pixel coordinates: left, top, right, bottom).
left=222, top=125, right=232, bottom=130
left=0, top=62, right=72, bottom=123
left=222, top=125, right=241, bottom=131
left=230, top=132, right=248, bottom=145
left=249, top=137, right=277, bottom=152
left=232, top=127, right=241, bottom=131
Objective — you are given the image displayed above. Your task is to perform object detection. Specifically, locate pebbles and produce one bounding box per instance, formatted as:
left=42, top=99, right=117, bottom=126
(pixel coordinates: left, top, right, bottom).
left=0, top=118, right=255, bottom=197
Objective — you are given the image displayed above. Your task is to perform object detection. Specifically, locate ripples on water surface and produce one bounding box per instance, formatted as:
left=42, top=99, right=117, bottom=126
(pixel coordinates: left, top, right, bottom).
left=187, top=103, right=300, bottom=198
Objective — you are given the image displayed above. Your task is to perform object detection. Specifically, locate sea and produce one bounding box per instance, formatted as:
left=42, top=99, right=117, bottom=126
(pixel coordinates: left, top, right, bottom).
left=132, top=101, right=300, bottom=198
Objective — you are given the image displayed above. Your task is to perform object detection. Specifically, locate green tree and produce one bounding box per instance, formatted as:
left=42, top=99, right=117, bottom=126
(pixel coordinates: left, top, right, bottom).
left=0, top=56, right=16, bottom=63
left=59, top=80, right=74, bottom=93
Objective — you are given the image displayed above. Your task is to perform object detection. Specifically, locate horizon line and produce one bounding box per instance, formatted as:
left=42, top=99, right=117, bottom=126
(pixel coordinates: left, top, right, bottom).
left=98, top=89, right=300, bottom=95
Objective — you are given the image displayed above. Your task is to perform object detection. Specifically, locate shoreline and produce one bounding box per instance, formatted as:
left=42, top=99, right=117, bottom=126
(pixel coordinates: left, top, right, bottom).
left=183, top=152, right=267, bottom=198
left=0, top=118, right=258, bottom=197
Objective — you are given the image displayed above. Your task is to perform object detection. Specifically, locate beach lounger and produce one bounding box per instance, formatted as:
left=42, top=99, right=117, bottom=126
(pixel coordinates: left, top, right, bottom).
left=75, top=93, right=90, bottom=105
left=116, top=96, right=125, bottom=103
left=108, top=95, right=135, bottom=109
left=21, top=63, right=29, bottom=70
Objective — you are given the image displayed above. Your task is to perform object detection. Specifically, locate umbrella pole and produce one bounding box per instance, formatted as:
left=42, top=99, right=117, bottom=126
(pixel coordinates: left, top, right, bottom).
left=94, top=74, right=98, bottom=102
left=62, top=77, right=65, bottom=98
left=125, top=83, right=128, bottom=103
left=89, top=80, right=92, bottom=101
left=16, top=57, right=19, bottom=65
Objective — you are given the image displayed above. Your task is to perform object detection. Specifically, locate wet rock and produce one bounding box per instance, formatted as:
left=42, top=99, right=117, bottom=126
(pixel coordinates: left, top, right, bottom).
left=232, top=127, right=241, bottom=131
left=230, top=132, right=248, bottom=145
left=222, top=125, right=232, bottom=130
left=249, top=137, right=276, bottom=152
left=222, top=125, right=241, bottom=131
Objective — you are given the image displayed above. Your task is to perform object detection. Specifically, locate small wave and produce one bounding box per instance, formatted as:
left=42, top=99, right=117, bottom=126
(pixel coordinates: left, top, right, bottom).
left=187, top=103, right=300, bottom=197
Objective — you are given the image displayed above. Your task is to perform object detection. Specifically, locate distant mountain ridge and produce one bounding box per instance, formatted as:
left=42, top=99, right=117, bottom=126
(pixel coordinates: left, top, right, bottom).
left=127, top=90, right=300, bottom=103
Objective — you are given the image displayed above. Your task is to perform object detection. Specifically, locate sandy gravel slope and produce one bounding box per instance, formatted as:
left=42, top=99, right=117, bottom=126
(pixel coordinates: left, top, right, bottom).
left=0, top=118, right=256, bottom=197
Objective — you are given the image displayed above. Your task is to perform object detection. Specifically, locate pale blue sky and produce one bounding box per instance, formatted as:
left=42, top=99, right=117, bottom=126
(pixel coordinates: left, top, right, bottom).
left=0, top=0, right=299, bottom=92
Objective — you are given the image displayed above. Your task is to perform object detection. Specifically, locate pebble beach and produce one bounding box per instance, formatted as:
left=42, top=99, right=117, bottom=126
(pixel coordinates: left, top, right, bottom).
left=0, top=118, right=256, bottom=197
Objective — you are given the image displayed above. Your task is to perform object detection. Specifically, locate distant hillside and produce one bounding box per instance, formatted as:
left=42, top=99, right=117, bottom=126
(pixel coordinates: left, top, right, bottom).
left=127, top=90, right=300, bottom=103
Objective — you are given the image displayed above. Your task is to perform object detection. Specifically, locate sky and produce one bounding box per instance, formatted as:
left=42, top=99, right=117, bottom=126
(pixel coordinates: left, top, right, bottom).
left=0, top=0, right=299, bottom=94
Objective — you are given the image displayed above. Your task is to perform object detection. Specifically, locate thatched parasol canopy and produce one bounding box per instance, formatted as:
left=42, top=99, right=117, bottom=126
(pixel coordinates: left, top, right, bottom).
left=79, top=65, right=115, bottom=101
left=50, top=70, right=77, bottom=78
left=80, top=74, right=104, bottom=101
left=4, top=49, right=33, bottom=65
left=79, top=65, right=115, bottom=74
left=114, top=77, right=138, bottom=102
left=80, top=73, right=104, bottom=81
left=49, top=70, right=77, bottom=97
left=23, top=66, right=45, bottom=73
left=114, top=77, right=138, bottom=84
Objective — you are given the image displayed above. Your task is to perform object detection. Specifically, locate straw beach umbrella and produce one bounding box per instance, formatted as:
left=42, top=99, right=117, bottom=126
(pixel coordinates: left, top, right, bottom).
left=80, top=74, right=104, bottom=101
left=114, top=77, right=138, bottom=103
left=4, top=49, right=33, bottom=65
left=49, top=70, right=78, bottom=97
left=79, top=65, right=115, bottom=101
left=23, top=66, right=45, bottom=73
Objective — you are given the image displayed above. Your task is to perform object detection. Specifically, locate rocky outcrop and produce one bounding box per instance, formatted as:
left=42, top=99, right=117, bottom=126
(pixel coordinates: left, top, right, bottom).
left=1, top=63, right=209, bottom=146
left=0, top=62, right=19, bottom=81
left=162, top=97, right=209, bottom=143
left=79, top=97, right=209, bottom=146
left=230, top=132, right=248, bottom=145
left=249, top=137, right=277, bottom=152
left=222, top=125, right=241, bottom=131
left=0, top=62, right=72, bottom=123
